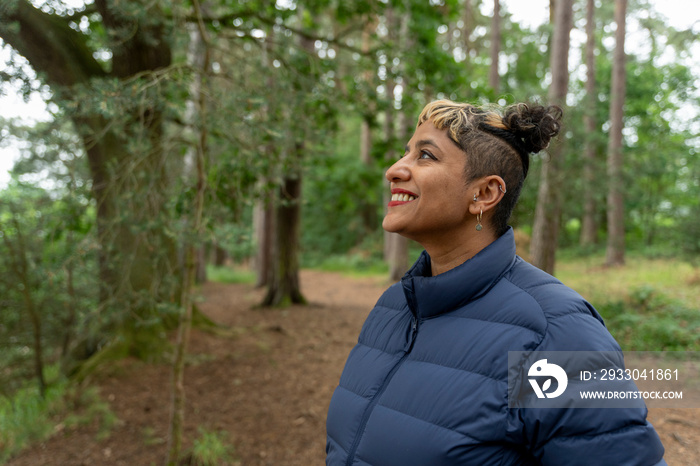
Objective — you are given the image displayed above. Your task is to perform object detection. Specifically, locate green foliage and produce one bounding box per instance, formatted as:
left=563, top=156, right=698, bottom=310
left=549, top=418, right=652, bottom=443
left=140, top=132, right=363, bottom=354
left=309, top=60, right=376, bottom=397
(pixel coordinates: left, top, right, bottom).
left=305, top=232, right=425, bottom=278
left=0, top=180, right=97, bottom=394
left=310, top=253, right=388, bottom=277
left=186, top=427, right=237, bottom=466
left=0, top=369, right=117, bottom=464
left=598, top=286, right=700, bottom=351
left=209, top=222, right=255, bottom=265
left=557, top=254, right=700, bottom=351
left=61, top=386, right=119, bottom=441
left=301, top=117, right=384, bottom=259
left=206, top=265, right=256, bottom=285
left=0, top=376, right=61, bottom=463
left=674, top=163, right=700, bottom=266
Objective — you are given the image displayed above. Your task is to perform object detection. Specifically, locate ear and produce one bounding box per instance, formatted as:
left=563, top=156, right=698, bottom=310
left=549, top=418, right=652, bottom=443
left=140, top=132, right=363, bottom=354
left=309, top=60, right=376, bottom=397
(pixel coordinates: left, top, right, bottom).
left=468, top=175, right=506, bottom=216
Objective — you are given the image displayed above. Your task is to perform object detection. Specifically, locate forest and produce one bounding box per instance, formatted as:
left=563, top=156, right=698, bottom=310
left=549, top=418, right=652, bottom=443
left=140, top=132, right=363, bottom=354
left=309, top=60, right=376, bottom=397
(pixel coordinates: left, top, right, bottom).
left=1, top=0, right=699, bottom=464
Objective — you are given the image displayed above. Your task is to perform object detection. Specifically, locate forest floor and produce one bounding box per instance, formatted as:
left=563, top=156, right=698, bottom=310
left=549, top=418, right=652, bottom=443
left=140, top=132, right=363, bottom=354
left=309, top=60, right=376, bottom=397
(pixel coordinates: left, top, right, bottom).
left=7, top=270, right=700, bottom=465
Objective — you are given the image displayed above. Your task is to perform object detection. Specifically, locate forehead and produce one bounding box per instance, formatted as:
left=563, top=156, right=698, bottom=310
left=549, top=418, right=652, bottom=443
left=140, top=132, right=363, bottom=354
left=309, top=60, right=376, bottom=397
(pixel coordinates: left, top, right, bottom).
left=408, top=121, right=463, bottom=154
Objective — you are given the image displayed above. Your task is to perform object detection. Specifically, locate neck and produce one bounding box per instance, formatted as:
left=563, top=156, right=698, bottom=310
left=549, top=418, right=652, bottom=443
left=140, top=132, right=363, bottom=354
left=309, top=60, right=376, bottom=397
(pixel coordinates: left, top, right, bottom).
left=421, top=230, right=497, bottom=276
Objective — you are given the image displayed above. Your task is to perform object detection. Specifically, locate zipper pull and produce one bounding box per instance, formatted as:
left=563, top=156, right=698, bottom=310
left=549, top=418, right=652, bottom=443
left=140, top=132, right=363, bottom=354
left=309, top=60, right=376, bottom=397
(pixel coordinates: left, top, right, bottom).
left=406, top=318, right=419, bottom=353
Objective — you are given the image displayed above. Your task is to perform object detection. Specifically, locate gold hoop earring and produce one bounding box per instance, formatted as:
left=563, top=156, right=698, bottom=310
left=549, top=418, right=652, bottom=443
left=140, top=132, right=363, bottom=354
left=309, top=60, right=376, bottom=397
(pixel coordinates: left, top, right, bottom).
left=476, top=208, right=483, bottom=231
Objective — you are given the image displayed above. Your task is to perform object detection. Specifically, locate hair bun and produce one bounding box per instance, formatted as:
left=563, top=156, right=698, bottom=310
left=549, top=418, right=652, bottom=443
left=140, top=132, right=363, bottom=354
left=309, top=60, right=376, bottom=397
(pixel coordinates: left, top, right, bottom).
left=503, top=103, right=563, bottom=154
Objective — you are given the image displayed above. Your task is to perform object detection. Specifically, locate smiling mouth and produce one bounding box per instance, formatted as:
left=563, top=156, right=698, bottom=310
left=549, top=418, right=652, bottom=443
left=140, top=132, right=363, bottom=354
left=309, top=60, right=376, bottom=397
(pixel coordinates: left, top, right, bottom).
left=388, top=192, right=417, bottom=207
left=391, top=193, right=416, bottom=202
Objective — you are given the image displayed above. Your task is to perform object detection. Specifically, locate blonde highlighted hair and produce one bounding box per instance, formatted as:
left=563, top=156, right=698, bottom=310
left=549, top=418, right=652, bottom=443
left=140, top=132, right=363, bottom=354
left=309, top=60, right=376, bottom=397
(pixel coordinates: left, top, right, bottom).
left=418, top=100, right=507, bottom=141
left=414, top=99, right=563, bottom=234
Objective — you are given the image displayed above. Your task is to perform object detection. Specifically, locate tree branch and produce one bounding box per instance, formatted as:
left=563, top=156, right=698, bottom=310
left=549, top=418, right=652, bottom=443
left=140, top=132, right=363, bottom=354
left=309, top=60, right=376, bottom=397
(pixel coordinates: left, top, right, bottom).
left=0, top=0, right=106, bottom=86
left=252, top=13, right=373, bottom=55
left=177, top=9, right=373, bottom=55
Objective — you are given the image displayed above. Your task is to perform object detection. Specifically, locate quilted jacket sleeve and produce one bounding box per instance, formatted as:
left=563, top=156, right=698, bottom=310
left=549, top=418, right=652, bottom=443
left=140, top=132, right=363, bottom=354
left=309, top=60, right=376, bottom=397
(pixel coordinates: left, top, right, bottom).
left=517, top=308, right=666, bottom=466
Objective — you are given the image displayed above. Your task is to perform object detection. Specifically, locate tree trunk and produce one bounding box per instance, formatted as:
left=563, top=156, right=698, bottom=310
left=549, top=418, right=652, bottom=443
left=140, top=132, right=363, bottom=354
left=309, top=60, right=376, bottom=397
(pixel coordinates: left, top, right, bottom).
left=360, top=120, right=372, bottom=166
left=549, top=0, right=556, bottom=22
left=530, top=0, right=573, bottom=274
left=580, top=0, right=599, bottom=247
left=214, top=245, right=227, bottom=266
left=383, top=6, right=397, bottom=263
left=360, top=117, right=378, bottom=232
left=261, top=24, right=310, bottom=307
left=383, top=90, right=409, bottom=281
left=253, top=198, right=274, bottom=288
left=1, top=1, right=178, bottom=357
left=382, top=92, right=395, bottom=263
left=462, top=0, right=475, bottom=65
left=262, top=171, right=306, bottom=306
left=605, top=0, right=628, bottom=266
left=489, top=0, right=501, bottom=94
left=359, top=20, right=378, bottom=233
left=254, top=32, right=277, bottom=288
left=382, top=6, right=410, bottom=281
left=195, top=246, right=208, bottom=284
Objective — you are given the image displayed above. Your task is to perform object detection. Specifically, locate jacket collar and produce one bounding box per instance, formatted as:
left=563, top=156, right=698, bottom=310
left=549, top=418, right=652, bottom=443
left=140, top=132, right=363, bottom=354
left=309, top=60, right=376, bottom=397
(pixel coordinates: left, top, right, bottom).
left=401, top=227, right=517, bottom=319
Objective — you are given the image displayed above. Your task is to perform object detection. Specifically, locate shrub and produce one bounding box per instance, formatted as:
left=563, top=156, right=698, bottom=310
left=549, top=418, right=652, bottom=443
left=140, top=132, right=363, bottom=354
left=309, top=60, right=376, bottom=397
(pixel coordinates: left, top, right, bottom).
left=185, top=427, right=237, bottom=466
left=598, top=286, right=700, bottom=351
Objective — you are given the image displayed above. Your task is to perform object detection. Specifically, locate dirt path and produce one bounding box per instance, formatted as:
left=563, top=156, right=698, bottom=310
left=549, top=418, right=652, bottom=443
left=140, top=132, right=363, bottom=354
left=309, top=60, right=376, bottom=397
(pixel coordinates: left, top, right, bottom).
left=7, top=270, right=700, bottom=465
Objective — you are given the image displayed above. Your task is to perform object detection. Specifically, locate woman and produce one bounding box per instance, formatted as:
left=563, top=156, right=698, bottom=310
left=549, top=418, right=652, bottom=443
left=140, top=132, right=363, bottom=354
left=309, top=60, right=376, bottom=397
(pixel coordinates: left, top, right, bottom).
left=325, top=100, right=665, bottom=465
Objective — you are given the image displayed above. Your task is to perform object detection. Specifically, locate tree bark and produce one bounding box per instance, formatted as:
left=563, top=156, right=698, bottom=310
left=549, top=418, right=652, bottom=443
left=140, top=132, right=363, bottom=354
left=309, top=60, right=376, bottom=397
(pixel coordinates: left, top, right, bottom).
left=382, top=5, right=410, bottom=281
left=489, top=0, right=501, bottom=94
left=214, top=245, right=227, bottom=266
left=382, top=6, right=397, bottom=264
left=360, top=117, right=378, bottom=232
left=262, top=171, right=306, bottom=306
left=253, top=198, right=274, bottom=288
left=359, top=20, right=378, bottom=233
left=382, top=94, right=394, bottom=263
left=254, top=32, right=277, bottom=288
left=261, top=20, right=310, bottom=307
left=605, top=0, right=628, bottom=266
left=386, top=102, right=411, bottom=282
left=462, top=0, right=475, bottom=64
left=580, top=0, right=599, bottom=247
left=530, top=0, right=573, bottom=274
left=383, top=88, right=409, bottom=282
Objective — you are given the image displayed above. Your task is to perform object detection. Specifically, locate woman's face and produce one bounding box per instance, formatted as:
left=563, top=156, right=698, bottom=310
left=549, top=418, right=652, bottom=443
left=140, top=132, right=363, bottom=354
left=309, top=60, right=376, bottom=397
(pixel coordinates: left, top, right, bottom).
left=383, top=121, right=475, bottom=243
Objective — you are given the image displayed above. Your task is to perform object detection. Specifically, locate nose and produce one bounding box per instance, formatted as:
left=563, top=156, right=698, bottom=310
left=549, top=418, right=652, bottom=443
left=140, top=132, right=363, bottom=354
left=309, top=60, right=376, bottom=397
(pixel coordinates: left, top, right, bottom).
left=385, top=157, right=410, bottom=182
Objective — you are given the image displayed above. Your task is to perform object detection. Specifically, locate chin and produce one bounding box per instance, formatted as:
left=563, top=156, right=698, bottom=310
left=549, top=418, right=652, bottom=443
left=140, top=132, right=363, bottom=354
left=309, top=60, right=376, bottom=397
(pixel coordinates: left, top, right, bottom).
left=382, top=217, right=400, bottom=233
left=382, top=219, right=415, bottom=241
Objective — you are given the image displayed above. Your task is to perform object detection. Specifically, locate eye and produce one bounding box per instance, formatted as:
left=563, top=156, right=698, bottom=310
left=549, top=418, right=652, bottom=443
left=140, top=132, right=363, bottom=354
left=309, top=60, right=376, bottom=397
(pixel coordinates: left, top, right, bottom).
left=419, top=150, right=436, bottom=160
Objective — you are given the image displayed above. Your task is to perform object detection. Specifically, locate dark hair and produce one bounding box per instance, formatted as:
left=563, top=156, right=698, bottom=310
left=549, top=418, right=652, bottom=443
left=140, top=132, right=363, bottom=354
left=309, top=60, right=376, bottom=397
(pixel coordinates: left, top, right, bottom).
left=417, top=100, right=563, bottom=236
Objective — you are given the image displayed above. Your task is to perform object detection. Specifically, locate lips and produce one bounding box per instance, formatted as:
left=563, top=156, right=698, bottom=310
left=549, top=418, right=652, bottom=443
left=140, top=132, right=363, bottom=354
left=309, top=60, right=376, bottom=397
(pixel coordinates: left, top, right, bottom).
left=388, top=188, right=418, bottom=207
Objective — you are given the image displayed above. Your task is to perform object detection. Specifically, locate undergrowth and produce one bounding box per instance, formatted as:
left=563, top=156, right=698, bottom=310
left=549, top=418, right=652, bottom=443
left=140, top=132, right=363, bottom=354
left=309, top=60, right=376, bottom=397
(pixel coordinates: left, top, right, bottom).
left=0, top=368, right=117, bottom=464
left=597, top=285, right=700, bottom=351
left=206, top=265, right=255, bottom=284
left=184, top=427, right=237, bottom=465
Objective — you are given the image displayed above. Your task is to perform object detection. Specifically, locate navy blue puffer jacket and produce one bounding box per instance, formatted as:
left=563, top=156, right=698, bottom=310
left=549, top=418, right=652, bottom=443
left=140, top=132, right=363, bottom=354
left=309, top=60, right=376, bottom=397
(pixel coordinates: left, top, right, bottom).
left=326, top=228, right=665, bottom=465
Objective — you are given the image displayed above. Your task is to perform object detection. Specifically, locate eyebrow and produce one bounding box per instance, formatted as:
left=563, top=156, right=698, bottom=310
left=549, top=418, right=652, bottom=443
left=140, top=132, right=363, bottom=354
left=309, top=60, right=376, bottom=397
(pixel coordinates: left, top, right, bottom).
left=404, top=139, right=441, bottom=153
